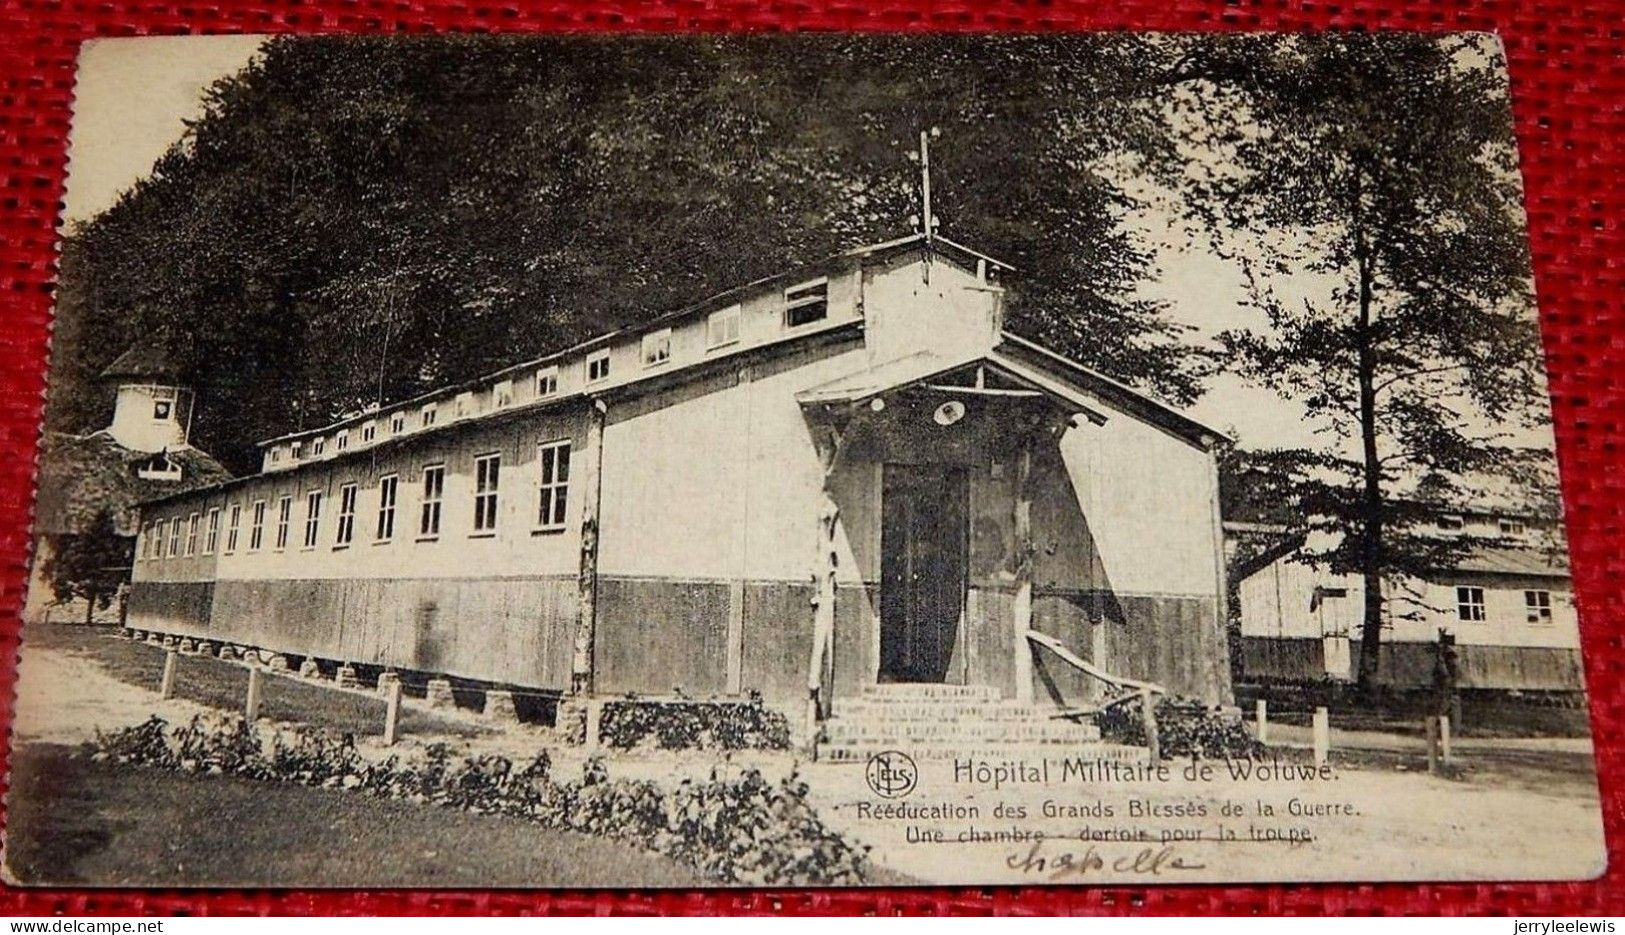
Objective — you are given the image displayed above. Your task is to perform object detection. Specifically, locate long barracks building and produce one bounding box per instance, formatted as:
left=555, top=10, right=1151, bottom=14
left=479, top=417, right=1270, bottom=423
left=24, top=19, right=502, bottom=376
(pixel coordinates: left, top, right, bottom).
left=129, top=233, right=1235, bottom=730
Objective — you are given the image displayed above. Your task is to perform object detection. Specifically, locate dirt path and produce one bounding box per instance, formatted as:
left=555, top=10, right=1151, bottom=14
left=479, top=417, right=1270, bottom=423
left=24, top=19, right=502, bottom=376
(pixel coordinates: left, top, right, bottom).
left=11, top=644, right=218, bottom=745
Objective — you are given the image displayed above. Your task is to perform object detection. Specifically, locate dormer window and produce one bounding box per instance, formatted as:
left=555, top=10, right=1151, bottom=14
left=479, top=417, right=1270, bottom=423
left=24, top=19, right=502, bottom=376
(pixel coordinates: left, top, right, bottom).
left=455, top=392, right=475, bottom=419
left=361, top=422, right=376, bottom=443
left=536, top=367, right=559, bottom=398
left=642, top=329, right=672, bottom=367
left=390, top=412, right=406, bottom=435
left=312, top=436, right=326, bottom=456
left=493, top=379, right=514, bottom=409
left=587, top=351, right=611, bottom=384
left=336, top=430, right=349, bottom=452
left=785, top=278, right=829, bottom=328
left=421, top=404, right=438, bottom=428
left=290, top=441, right=303, bottom=461
left=270, top=447, right=282, bottom=464
left=136, top=452, right=182, bottom=481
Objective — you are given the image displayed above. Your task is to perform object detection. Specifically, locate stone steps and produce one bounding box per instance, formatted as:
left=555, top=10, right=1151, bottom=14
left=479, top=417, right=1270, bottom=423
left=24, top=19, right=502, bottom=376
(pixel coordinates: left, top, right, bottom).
left=819, top=742, right=1146, bottom=763
left=859, top=683, right=1003, bottom=702
left=818, top=683, right=1133, bottom=763
left=833, top=700, right=1082, bottom=721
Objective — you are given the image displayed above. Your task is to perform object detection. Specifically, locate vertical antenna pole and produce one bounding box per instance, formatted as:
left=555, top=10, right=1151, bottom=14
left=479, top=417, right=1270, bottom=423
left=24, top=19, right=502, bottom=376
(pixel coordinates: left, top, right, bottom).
left=919, top=130, right=933, bottom=242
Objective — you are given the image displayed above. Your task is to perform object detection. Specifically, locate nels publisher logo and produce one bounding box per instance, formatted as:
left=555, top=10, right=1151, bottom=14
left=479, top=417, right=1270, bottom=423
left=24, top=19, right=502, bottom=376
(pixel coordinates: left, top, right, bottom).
left=865, top=750, right=918, bottom=799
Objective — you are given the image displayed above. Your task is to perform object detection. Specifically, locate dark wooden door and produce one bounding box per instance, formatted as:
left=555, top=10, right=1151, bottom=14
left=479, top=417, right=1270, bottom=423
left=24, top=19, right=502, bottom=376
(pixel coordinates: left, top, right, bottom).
left=880, top=463, right=969, bottom=683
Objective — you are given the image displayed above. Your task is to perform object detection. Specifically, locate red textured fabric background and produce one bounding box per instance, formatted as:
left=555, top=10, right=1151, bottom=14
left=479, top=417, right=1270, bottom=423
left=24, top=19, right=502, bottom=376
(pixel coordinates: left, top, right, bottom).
left=0, top=0, right=1618, bottom=917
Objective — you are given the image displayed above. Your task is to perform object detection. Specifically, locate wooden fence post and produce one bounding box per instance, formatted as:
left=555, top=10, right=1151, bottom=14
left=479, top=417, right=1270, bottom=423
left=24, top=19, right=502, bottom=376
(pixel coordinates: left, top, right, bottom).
left=159, top=649, right=178, bottom=700
left=1140, top=689, right=1160, bottom=764
left=1255, top=698, right=1268, bottom=743
left=1312, top=707, right=1329, bottom=767
left=383, top=679, right=403, bottom=746
left=1426, top=715, right=1440, bottom=774
left=245, top=666, right=264, bottom=721
left=1439, top=714, right=1452, bottom=767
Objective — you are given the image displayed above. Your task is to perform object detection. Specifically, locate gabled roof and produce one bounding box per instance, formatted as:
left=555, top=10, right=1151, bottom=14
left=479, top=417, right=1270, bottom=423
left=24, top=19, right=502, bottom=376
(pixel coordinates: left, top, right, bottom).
left=34, top=432, right=230, bottom=536
left=992, top=334, right=1225, bottom=448
left=100, top=342, right=181, bottom=383
left=797, top=350, right=1109, bottom=425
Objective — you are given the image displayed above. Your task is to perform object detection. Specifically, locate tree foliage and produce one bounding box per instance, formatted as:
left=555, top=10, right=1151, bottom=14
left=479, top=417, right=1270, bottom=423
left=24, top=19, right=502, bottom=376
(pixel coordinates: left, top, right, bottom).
left=1181, top=34, right=1554, bottom=689
left=42, top=508, right=132, bottom=622
left=52, top=35, right=1206, bottom=472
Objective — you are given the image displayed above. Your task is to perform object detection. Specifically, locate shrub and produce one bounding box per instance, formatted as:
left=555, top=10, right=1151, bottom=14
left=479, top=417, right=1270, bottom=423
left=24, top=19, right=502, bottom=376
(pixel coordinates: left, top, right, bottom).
left=597, top=695, right=792, bottom=751
left=87, top=715, right=865, bottom=885
left=1097, top=695, right=1264, bottom=761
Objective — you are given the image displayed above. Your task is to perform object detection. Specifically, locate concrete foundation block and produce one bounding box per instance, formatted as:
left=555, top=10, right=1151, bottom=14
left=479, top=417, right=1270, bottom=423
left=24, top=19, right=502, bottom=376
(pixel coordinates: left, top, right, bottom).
left=335, top=665, right=359, bottom=690
left=298, top=659, right=321, bottom=679
left=425, top=678, right=455, bottom=710
left=376, top=671, right=401, bottom=696
left=482, top=689, right=518, bottom=721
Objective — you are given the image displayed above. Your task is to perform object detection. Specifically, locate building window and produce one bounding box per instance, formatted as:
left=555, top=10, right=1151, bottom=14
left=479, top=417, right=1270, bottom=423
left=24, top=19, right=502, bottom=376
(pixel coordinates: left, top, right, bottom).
left=168, top=518, right=181, bottom=557
left=270, top=447, right=282, bottom=464
left=204, top=507, right=220, bottom=554
left=335, top=483, right=358, bottom=547
left=785, top=278, right=829, bottom=328
left=493, top=379, right=514, bottom=410
left=537, top=441, right=571, bottom=530
left=303, top=490, right=323, bottom=548
left=707, top=305, right=741, bottom=349
left=1456, top=586, right=1486, bottom=622
left=275, top=496, right=292, bottom=550
left=376, top=474, right=398, bottom=542
left=419, top=465, right=444, bottom=538
left=641, top=329, right=672, bottom=367
left=153, top=519, right=167, bottom=559
left=186, top=513, right=199, bottom=556
left=153, top=400, right=172, bottom=421
left=473, top=453, right=500, bottom=534
left=586, top=351, right=611, bottom=384
left=312, top=436, right=326, bottom=456
left=1437, top=515, right=1465, bottom=532
left=455, top=392, right=475, bottom=419
left=1525, top=589, right=1553, bottom=624
left=1500, top=517, right=1527, bottom=536
left=361, top=422, right=376, bottom=443
left=249, top=500, right=266, bottom=551
left=291, top=441, right=303, bottom=461
left=225, top=504, right=241, bottom=553
left=336, top=430, right=349, bottom=452
left=390, top=412, right=406, bottom=435
left=420, top=404, right=438, bottom=429
left=536, top=366, right=559, bottom=398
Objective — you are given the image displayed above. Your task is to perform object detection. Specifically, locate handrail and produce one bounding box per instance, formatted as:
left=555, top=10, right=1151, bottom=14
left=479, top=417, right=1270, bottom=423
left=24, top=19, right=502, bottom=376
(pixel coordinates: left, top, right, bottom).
left=1023, top=629, right=1166, bottom=696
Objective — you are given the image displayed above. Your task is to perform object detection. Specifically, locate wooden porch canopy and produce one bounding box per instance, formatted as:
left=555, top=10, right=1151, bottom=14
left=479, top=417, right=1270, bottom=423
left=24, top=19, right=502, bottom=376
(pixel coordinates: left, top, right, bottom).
left=794, top=351, right=1110, bottom=432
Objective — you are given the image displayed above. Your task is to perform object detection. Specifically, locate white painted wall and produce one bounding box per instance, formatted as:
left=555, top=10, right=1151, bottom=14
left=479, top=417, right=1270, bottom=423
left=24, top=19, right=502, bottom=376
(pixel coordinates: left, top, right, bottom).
left=108, top=383, right=189, bottom=453
left=1057, top=408, right=1223, bottom=599
left=1238, top=550, right=1580, bottom=649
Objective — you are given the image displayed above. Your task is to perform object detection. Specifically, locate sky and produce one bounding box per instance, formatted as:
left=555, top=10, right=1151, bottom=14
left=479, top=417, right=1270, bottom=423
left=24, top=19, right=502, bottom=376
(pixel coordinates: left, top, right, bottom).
left=63, top=36, right=264, bottom=225
left=59, top=35, right=1552, bottom=458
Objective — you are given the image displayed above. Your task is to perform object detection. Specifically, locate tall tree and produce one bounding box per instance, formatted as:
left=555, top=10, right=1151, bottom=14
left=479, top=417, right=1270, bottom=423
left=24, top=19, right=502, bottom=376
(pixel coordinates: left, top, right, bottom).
left=1183, top=34, right=1552, bottom=691
left=42, top=508, right=132, bottom=624
left=51, top=35, right=1204, bottom=473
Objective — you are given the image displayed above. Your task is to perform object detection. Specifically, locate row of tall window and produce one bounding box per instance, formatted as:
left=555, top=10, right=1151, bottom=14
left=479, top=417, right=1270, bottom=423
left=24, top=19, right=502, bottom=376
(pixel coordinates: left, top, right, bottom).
left=141, top=442, right=572, bottom=561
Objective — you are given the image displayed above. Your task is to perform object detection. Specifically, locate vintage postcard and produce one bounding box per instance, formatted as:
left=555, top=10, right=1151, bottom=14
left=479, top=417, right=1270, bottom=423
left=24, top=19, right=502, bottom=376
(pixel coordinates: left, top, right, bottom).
left=4, top=32, right=1604, bottom=887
